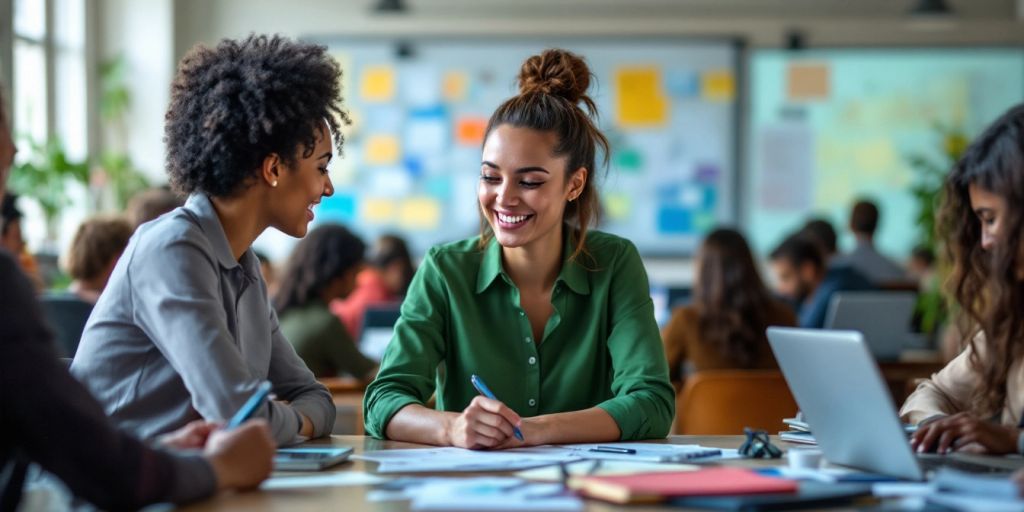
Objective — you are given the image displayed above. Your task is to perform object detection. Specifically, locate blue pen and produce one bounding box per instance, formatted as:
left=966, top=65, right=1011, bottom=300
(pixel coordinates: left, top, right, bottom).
left=227, top=380, right=272, bottom=429
left=470, top=374, right=524, bottom=441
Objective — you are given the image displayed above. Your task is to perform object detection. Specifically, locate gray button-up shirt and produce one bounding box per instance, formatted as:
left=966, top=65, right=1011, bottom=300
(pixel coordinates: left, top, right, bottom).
left=71, top=194, right=335, bottom=445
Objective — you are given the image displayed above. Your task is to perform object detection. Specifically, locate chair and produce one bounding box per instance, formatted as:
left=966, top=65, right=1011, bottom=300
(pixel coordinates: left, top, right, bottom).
left=39, top=293, right=94, bottom=358
left=675, top=370, right=797, bottom=435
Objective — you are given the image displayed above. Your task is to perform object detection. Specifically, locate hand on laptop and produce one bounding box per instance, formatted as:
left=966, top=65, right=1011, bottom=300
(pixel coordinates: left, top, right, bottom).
left=910, top=412, right=1019, bottom=455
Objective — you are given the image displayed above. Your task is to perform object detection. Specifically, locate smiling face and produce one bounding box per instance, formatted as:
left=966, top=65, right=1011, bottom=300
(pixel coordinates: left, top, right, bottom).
left=478, top=124, right=585, bottom=251
left=268, top=119, right=334, bottom=238
left=968, top=182, right=1008, bottom=252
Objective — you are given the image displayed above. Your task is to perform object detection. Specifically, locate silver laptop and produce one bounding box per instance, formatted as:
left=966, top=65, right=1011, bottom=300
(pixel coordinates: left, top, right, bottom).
left=767, top=327, right=1024, bottom=480
left=823, top=291, right=917, bottom=361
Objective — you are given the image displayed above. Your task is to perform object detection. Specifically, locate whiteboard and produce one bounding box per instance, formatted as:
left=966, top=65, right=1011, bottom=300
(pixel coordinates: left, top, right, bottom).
left=304, top=37, right=740, bottom=257
left=745, top=48, right=1024, bottom=259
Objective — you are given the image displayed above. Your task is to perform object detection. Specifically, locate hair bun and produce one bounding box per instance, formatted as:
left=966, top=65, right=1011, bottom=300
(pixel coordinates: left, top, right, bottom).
left=517, top=49, right=593, bottom=107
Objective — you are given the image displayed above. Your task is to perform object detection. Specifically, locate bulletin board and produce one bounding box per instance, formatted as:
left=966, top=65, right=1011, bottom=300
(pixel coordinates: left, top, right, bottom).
left=745, top=48, right=1024, bottom=259
left=304, top=37, right=740, bottom=257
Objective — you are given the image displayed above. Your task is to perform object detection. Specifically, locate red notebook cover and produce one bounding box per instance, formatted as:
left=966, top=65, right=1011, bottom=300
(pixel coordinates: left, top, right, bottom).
left=572, top=467, right=798, bottom=503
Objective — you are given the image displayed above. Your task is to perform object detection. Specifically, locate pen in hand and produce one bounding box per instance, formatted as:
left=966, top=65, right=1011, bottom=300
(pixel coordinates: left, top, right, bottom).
left=470, top=374, right=525, bottom=441
left=227, top=380, right=272, bottom=429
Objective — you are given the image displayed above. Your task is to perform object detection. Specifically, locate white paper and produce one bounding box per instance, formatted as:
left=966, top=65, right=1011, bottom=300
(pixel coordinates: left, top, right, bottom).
left=260, top=472, right=388, bottom=490
left=515, top=459, right=697, bottom=482
left=355, top=446, right=580, bottom=473
left=872, top=482, right=937, bottom=498
left=757, top=121, right=814, bottom=211
left=409, top=477, right=583, bottom=511
left=928, top=493, right=1024, bottom=512
left=561, top=442, right=741, bottom=462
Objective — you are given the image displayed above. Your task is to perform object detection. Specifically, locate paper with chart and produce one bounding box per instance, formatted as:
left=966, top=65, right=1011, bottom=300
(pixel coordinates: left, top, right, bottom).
left=354, top=446, right=582, bottom=473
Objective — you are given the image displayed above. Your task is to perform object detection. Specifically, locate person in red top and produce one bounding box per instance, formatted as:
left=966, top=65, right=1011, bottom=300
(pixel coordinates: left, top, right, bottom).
left=331, top=234, right=415, bottom=338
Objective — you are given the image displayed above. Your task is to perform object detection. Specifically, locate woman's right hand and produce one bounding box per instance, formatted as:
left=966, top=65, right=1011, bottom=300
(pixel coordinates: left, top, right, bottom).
left=204, top=420, right=275, bottom=491
left=445, top=396, right=522, bottom=449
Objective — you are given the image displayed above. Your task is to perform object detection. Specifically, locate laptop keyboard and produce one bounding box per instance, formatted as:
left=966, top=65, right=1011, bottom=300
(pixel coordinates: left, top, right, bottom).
left=917, top=456, right=1014, bottom=474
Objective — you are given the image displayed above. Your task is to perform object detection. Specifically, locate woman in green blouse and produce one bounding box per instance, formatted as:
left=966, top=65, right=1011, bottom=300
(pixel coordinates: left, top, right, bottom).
left=363, top=49, right=674, bottom=449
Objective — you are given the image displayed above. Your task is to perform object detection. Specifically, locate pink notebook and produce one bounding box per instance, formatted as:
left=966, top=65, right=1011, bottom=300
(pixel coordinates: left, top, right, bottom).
left=570, top=467, right=798, bottom=504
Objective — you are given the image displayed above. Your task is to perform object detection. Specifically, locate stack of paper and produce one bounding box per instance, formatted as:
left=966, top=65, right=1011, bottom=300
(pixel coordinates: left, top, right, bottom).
left=779, top=417, right=817, bottom=445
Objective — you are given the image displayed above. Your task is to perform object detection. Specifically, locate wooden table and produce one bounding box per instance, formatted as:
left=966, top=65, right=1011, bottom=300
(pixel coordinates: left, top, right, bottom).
left=183, top=435, right=865, bottom=511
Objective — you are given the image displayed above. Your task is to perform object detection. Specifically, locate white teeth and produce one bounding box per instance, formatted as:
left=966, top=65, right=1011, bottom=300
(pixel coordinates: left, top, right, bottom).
left=497, top=212, right=529, bottom=224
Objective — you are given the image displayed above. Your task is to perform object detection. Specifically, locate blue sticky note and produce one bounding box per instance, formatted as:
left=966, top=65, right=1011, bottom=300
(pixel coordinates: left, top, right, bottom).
left=318, top=193, right=357, bottom=223
left=658, top=206, right=693, bottom=234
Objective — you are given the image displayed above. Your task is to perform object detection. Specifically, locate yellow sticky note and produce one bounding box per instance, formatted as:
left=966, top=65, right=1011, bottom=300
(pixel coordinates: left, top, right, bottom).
left=787, top=63, right=830, bottom=101
left=605, top=193, right=632, bottom=221
left=365, top=135, right=400, bottom=166
left=399, top=197, right=441, bottom=230
left=361, top=66, right=395, bottom=102
left=442, top=71, right=468, bottom=102
left=702, top=70, right=735, bottom=102
left=615, top=67, right=668, bottom=128
left=363, top=198, right=396, bottom=224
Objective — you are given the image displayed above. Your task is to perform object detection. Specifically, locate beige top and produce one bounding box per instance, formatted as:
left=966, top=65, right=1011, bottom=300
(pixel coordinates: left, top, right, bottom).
left=900, top=333, right=1024, bottom=426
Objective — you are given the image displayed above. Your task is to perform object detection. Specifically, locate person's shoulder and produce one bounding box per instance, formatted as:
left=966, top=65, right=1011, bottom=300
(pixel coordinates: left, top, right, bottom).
left=127, top=207, right=213, bottom=264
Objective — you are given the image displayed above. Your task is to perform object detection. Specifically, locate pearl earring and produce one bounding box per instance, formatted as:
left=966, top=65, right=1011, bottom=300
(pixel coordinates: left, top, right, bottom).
left=271, top=180, right=278, bottom=188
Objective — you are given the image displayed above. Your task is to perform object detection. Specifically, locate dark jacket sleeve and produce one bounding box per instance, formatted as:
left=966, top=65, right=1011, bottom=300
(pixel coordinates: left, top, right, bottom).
left=0, top=251, right=215, bottom=510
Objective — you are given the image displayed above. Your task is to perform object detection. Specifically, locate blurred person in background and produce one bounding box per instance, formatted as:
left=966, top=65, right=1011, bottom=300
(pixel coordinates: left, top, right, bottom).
left=275, top=224, right=377, bottom=380
left=331, top=233, right=415, bottom=338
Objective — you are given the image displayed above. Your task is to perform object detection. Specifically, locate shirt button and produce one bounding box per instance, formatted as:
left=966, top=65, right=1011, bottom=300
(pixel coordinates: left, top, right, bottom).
left=528, top=398, right=536, bottom=407
left=519, top=310, right=525, bottom=317
left=525, top=336, right=532, bottom=343
left=528, top=356, right=537, bottom=365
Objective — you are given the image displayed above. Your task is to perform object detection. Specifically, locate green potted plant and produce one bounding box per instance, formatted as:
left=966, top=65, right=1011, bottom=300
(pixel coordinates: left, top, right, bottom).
left=906, top=125, right=968, bottom=339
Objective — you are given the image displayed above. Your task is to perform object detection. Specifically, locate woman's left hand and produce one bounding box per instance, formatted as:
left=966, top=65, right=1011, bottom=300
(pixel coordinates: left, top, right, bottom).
left=910, top=412, right=1019, bottom=455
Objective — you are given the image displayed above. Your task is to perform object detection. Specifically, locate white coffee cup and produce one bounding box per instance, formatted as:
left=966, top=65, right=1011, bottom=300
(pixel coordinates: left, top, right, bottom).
left=787, top=448, right=823, bottom=470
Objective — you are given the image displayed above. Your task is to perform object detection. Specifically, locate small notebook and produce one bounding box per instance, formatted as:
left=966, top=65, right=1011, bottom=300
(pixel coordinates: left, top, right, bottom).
left=569, top=467, right=798, bottom=504
left=274, top=447, right=353, bottom=471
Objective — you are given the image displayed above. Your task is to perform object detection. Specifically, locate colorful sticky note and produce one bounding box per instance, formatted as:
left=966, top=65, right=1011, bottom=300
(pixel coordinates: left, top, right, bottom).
left=365, top=135, right=400, bottom=166
left=318, top=193, right=357, bottom=222
left=361, top=66, right=396, bottom=102
left=693, top=211, right=716, bottom=232
left=363, top=198, right=396, bottom=224
left=657, top=206, right=693, bottom=235
left=666, top=69, right=700, bottom=99
left=701, top=70, right=735, bottom=102
left=615, top=67, right=669, bottom=128
left=695, top=163, right=720, bottom=184
left=442, top=71, right=469, bottom=102
left=405, top=107, right=449, bottom=156
left=614, top=148, right=644, bottom=171
left=399, top=197, right=442, bottom=230
left=786, top=62, right=830, bottom=101
left=456, top=117, right=488, bottom=146
left=604, top=193, right=632, bottom=221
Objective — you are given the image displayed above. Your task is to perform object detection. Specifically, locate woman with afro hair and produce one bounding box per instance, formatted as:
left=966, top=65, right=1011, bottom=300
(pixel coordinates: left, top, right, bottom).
left=72, top=34, right=348, bottom=445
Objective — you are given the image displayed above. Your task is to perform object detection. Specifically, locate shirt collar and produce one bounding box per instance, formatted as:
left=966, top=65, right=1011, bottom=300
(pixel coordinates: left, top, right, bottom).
left=184, top=193, right=256, bottom=274
left=474, top=228, right=591, bottom=296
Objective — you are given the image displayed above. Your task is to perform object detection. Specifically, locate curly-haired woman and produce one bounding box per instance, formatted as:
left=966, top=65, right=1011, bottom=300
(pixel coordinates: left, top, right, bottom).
left=72, top=34, right=348, bottom=445
left=902, top=104, right=1024, bottom=455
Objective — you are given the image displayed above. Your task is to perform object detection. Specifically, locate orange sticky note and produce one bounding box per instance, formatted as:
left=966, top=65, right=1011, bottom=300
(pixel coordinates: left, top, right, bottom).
left=787, top=62, right=830, bottom=101
left=456, top=117, right=488, bottom=146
